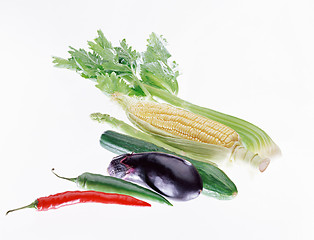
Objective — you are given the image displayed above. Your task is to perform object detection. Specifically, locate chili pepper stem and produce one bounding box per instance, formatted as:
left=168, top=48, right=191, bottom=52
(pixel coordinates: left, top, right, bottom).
left=6, top=200, right=38, bottom=215
left=51, top=168, right=76, bottom=182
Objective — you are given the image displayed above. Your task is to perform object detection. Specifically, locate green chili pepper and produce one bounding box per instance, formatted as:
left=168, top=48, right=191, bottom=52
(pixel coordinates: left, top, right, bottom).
left=51, top=169, right=172, bottom=206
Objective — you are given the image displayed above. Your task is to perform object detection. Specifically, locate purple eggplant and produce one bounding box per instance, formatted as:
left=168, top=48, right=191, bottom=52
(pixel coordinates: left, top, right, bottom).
left=107, top=152, right=203, bottom=201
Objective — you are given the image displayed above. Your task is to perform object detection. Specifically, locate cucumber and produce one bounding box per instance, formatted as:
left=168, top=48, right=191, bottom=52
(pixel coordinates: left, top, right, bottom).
left=100, top=130, right=238, bottom=200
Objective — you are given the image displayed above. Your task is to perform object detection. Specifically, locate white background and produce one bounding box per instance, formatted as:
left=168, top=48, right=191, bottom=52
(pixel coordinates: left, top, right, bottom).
left=1, top=0, right=313, bottom=239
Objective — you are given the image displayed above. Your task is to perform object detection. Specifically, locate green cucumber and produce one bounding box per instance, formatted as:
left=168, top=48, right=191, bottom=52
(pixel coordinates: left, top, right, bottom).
left=100, top=130, right=238, bottom=200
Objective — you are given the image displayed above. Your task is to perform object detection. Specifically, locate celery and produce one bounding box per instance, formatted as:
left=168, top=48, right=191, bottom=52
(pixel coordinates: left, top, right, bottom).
left=53, top=30, right=280, bottom=160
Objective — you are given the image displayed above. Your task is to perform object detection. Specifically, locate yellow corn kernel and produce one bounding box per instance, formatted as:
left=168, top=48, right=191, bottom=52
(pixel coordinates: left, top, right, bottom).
left=126, top=99, right=240, bottom=148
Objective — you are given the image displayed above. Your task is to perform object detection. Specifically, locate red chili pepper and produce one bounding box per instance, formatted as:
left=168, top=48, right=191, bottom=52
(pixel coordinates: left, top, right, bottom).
left=6, top=190, right=151, bottom=215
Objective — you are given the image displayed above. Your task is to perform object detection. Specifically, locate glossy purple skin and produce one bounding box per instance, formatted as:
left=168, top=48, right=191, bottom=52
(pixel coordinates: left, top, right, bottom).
left=107, top=152, right=203, bottom=201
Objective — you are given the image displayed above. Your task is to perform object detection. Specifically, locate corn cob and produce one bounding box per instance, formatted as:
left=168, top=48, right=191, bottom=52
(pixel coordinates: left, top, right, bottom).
left=127, top=99, right=239, bottom=148
left=114, top=93, right=270, bottom=172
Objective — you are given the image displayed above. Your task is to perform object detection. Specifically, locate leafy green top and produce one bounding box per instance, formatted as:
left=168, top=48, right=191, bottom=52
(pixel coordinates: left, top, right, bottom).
left=53, top=30, right=179, bottom=97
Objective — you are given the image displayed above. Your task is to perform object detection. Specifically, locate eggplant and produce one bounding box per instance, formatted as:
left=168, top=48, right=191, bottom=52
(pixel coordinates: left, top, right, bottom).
left=107, top=152, right=203, bottom=201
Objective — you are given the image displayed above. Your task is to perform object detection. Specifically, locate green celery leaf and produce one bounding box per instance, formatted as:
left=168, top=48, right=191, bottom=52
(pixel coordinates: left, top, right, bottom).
left=52, top=57, right=78, bottom=70
left=73, top=56, right=98, bottom=78
left=114, top=39, right=140, bottom=71
left=100, top=62, right=132, bottom=74
left=141, top=33, right=179, bottom=94
left=53, top=31, right=175, bottom=97
left=68, top=47, right=101, bottom=67
left=140, top=60, right=179, bottom=94
left=64, top=47, right=104, bottom=78
left=88, top=41, right=116, bottom=62
left=94, top=30, right=113, bottom=49
left=143, top=33, right=171, bottom=63
left=96, top=72, right=136, bottom=96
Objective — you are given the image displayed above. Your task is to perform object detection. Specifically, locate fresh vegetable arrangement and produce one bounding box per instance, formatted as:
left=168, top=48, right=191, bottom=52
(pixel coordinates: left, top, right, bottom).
left=6, top=30, right=280, bottom=215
